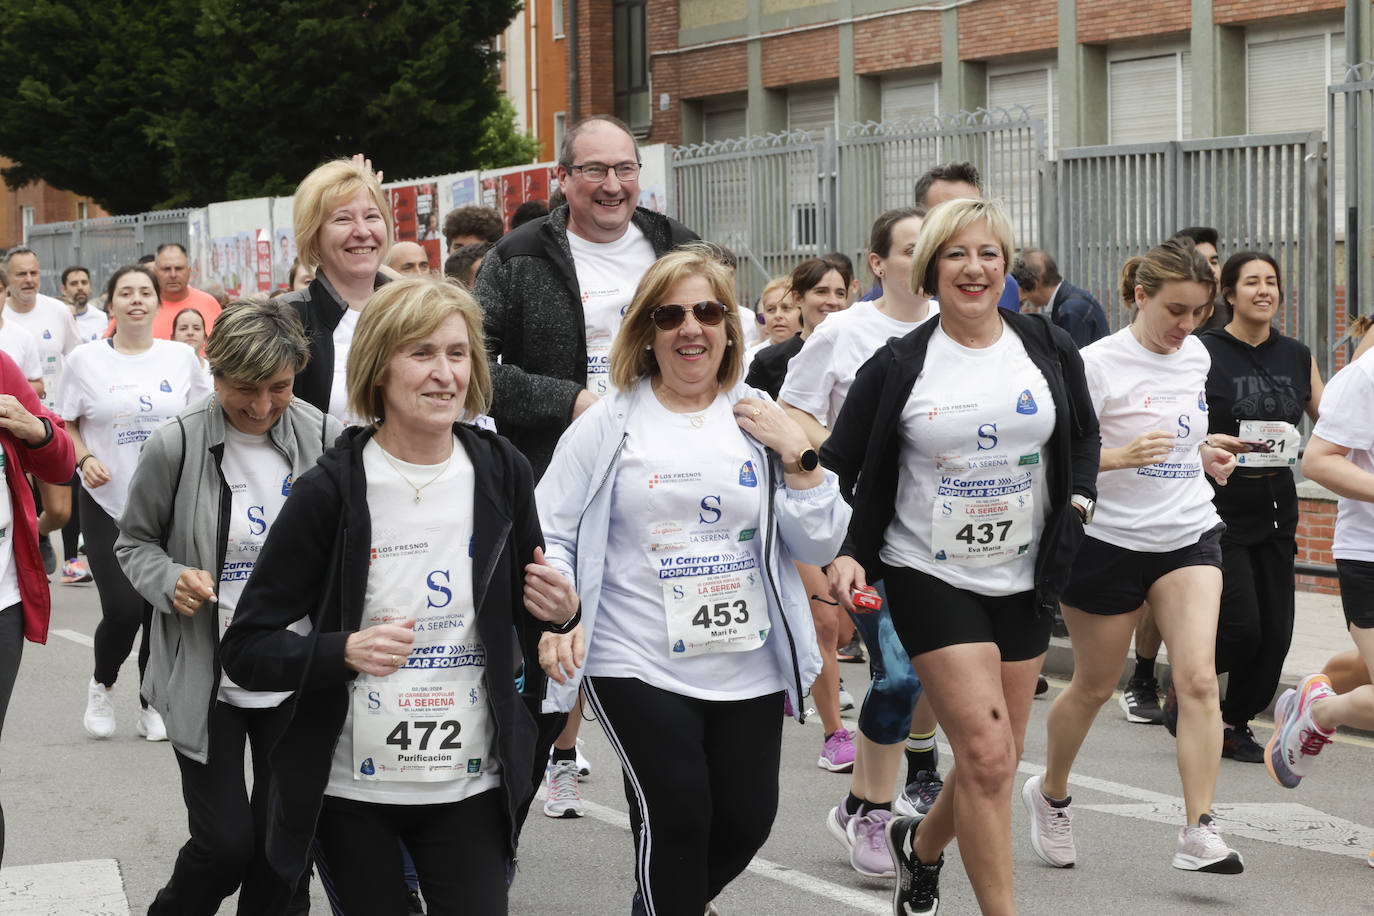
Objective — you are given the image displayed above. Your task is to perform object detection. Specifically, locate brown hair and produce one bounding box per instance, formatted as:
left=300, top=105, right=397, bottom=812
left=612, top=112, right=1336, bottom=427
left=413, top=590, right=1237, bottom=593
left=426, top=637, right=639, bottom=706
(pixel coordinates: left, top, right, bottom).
left=1119, top=237, right=1216, bottom=309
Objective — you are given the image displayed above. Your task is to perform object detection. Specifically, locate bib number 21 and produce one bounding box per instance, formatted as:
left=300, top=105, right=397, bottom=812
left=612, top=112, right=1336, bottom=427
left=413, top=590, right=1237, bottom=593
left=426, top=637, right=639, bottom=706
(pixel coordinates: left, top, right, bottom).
left=691, top=600, right=750, bottom=629
left=386, top=720, right=462, bottom=751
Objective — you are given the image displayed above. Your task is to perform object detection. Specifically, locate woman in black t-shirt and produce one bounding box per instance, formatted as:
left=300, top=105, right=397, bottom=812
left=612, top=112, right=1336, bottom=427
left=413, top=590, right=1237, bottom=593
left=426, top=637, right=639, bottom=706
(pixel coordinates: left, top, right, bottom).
left=1200, top=251, right=1324, bottom=763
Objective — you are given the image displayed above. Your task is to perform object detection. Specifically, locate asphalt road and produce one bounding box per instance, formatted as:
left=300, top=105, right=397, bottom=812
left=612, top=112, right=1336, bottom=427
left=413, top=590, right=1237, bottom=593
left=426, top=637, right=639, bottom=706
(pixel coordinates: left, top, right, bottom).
left=4, top=580, right=1374, bottom=915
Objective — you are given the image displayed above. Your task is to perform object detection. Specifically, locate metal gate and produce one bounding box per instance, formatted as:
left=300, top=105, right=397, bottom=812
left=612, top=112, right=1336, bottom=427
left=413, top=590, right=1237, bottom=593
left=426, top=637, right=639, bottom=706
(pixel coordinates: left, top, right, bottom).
left=25, top=210, right=192, bottom=298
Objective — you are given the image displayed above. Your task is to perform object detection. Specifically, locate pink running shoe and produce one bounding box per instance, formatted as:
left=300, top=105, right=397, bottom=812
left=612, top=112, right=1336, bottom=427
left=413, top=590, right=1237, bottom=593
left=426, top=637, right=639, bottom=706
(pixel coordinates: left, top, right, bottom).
left=818, top=727, right=855, bottom=772
left=1265, top=674, right=1335, bottom=789
left=847, top=808, right=897, bottom=878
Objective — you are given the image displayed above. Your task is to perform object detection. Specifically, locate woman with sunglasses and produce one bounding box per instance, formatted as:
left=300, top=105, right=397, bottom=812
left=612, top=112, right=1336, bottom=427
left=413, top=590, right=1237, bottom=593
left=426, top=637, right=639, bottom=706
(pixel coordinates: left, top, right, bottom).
left=536, top=246, right=849, bottom=915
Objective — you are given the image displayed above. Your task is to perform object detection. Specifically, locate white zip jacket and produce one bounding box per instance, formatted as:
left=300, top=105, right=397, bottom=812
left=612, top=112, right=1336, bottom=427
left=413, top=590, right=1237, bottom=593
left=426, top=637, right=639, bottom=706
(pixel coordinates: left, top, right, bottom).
left=535, top=379, right=849, bottom=720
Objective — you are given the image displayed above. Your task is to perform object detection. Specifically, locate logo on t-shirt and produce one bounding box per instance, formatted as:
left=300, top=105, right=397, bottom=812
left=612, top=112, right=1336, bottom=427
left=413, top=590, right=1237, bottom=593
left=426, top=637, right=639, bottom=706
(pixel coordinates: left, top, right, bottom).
left=281, top=474, right=293, bottom=496
left=41, top=329, right=51, bottom=339
left=672, top=639, right=686, bottom=653
left=159, top=379, right=172, bottom=392
left=1016, top=390, right=1038, bottom=415
left=1197, top=391, right=1207, bottom=412
left=359, top=758, right=375, bottom=776
left=738, top=461, right=758, bottom=487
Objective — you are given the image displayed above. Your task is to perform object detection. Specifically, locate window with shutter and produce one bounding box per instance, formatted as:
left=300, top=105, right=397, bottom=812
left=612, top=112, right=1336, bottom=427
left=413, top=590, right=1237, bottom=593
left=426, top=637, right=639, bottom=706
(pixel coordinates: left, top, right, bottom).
left=880, top=76, right=939, bottom=123
left=1109, top=54, right=1185, bottom=144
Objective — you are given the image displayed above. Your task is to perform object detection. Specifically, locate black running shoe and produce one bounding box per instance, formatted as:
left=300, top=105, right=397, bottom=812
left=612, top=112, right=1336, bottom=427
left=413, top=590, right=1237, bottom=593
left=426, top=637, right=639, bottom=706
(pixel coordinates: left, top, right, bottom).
left=1221, top=724, right=1264, bottom=763
left=885, top=816, right=942, bottom=915
left=1036, top=675, right=1049, bottom=696
left=1120, top=677, right=1164, bottom=724
left=837, top=634, right=865, bottom=663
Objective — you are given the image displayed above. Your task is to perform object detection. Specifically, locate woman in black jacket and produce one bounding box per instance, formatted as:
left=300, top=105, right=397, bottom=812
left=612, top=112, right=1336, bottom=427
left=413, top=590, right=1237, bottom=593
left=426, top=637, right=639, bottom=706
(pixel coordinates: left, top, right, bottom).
left=220, top=278, right=576, bottom=915
left=823, top=198, right=1099, bottom=916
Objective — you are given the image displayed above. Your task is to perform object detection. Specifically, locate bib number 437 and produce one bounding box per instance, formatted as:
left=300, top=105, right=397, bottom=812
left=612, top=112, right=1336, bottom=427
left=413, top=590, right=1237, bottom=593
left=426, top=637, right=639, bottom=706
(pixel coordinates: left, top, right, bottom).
left=955, top=520, right=1013, bottom=545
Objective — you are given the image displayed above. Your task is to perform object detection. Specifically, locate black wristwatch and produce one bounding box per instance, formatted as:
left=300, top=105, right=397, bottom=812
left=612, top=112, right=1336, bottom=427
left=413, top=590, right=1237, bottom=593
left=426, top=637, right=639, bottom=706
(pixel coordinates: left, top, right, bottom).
left=545, top=607, right=582, bottom=634
left=790, top=448, right=820, bottom=474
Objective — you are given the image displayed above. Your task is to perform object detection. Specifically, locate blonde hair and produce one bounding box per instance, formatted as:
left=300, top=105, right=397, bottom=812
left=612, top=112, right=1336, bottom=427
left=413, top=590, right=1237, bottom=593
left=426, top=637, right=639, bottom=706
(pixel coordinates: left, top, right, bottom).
left=758, top=276, right=791, bottom=307
left=911, top=198, right=1015, bottom=298
left=608, top=246, right=744, bottom=392
left=204, top=299, right=311, bottom=382
left=346, top=278, right=492, bottom=426
left=293, top=158, right=393, bottom=272
left=1119, top=237, right=1216, bottom=310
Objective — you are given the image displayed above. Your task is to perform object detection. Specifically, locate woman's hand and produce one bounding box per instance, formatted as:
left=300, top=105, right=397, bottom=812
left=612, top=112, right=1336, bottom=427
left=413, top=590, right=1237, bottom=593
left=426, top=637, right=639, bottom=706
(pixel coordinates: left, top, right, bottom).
left=524, top=547, right=579, bottom=626
left=344, top=619, right=416, bottom=677
left=1203, top=433, right=1250, bottom=455
left=1104, top=430, right=1175, bottom=470
left=173, top=569, right=217, bottom=617
left=350, top=152, right=383, bottom=184
left=1201, top=444, right=1237, bottom=486
left=79, top=456, right=111, bottom=488
left=539, top=626, right=585, bottom=685
left=734, top=397, right=809, bottom=456
left=826, top=556, right=867, bottom=614
left=0, top=395, right=46, bottom=445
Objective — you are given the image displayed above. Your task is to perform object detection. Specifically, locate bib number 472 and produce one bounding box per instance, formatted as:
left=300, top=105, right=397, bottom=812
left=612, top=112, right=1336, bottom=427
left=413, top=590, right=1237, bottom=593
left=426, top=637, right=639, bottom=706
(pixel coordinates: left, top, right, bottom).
left=386, top=720, right=462, bottom=751
left=691, top=599, right=749, bottom=629
left=955, top=521, right=1012, bottom=545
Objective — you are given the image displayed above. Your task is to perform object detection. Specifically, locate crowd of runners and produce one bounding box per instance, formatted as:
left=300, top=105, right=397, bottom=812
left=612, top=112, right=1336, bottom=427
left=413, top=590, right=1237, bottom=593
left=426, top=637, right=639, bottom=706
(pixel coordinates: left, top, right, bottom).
left=0, top=114, right=1370, bottom=916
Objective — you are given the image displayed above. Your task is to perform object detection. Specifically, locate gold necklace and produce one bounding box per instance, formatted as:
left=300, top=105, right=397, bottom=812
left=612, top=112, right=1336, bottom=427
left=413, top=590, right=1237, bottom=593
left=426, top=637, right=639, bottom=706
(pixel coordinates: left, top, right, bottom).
left=377, top=443, right=452, bottom=503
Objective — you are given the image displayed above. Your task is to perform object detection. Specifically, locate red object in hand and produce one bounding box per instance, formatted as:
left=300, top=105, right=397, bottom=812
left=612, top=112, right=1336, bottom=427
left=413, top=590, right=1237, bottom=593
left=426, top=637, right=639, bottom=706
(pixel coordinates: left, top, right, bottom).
left=852, top=586, right=882, bottom=612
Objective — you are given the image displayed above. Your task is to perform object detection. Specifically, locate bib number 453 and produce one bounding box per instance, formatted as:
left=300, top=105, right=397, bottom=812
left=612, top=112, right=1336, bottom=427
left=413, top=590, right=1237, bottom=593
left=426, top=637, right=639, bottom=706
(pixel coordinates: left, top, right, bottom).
left=386, top=720, right=462, bottom=751
left=692, top=599, right=749, bottom=629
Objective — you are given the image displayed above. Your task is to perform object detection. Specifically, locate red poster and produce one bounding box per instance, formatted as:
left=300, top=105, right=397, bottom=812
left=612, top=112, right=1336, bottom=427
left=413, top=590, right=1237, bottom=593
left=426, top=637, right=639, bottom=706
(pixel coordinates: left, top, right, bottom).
left=414, top=183, right=441, bottom=270
left=256, top=232, right=272, bottom=292
left=390, top=186, right=418, bottom=242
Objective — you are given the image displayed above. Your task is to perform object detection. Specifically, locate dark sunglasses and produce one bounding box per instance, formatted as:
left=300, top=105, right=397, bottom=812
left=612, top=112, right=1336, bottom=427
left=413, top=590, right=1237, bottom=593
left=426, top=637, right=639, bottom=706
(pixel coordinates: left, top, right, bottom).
left=651, top=301, right=728, bottom=331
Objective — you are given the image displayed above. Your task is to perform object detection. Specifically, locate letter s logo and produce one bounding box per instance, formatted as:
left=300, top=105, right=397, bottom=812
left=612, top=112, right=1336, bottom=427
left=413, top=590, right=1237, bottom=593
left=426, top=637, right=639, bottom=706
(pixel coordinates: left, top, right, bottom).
left=367, top=690, right=381, bottom=710
left=672, top=584, right=684, bottom=599
left=246, top=505, right=267, bottom=536
left=698, top=495, right=722, bottom=524
left=138, top=395, right=153, bottom=412
left=977, top=423, right=999, bottom=451
left=426, top=570, right=452, bottom=608
left=1177, top=414, right=1191, bottom=439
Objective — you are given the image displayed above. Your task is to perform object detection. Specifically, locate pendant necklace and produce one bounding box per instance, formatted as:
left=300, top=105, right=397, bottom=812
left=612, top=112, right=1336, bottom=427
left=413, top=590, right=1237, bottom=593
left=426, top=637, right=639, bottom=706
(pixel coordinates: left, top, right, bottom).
left=378, top=444, right=452, bottom=503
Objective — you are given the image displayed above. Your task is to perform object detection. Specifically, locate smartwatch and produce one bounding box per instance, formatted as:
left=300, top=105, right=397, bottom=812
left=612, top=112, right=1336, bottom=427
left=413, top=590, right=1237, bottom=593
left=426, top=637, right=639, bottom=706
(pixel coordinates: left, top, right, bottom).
left=1071, top=494, right=1095, bottom=525
left=791, top=448, right=820, bottom=474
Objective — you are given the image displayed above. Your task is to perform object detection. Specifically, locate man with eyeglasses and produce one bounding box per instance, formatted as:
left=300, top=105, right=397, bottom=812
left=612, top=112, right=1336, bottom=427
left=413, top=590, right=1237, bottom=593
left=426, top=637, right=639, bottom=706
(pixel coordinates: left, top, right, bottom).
left=471, top=114, right=697, bottom=829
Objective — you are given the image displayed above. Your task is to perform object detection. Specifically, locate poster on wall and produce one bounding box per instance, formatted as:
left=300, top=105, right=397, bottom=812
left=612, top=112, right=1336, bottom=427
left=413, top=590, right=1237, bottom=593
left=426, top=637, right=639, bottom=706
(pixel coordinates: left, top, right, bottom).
left=450, top=176, right=476, bottom=209
left=414, top=182, right=440, bottom=269
left=236, top=232, right=253, bottom=297
left=256, top=230, right=272, bottom=293
left=273, top=227, right=296, bottom=290
left=390, top=185, right=418, bottom=242
left=187, top=209, right=207, bottom=289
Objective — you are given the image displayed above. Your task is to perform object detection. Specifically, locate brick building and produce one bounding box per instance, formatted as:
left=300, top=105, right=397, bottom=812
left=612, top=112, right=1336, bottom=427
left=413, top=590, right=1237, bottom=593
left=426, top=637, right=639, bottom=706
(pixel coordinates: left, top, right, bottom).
left=498, top=0, right=571, bottom=162
left=0, top=157, right=104, bottom=251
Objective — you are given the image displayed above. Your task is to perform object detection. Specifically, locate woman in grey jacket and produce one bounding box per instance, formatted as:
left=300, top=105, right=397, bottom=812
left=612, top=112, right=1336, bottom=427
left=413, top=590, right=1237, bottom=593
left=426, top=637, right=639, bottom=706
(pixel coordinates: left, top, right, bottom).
left=116, top=300, right=340, bottom=916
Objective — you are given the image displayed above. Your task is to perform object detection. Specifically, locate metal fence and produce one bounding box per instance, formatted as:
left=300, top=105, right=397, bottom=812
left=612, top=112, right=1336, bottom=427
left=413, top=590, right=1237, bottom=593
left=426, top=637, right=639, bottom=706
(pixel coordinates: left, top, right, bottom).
left=26, top=210, right=191, bottom=298
left=1051, top=131, right=1325, bottom=351
left=672, top=108, right=1046, bottom=307
left=1330, top=63, right=1374, bottom=373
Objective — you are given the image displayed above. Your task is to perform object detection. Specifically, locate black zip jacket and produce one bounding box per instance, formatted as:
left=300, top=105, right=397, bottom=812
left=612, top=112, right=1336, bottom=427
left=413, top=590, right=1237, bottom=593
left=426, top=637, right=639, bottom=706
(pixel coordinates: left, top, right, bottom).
left=279, top=271, right=391, bottom=413
left=819, top=310, right=1100, bottom=616
left=220, top=423, right=544, bottom=907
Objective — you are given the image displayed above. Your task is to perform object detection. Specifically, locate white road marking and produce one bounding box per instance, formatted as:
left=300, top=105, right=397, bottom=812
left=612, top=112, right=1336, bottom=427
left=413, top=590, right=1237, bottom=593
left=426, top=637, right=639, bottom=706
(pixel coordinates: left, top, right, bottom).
left=50, top=629, right=93, bottom=648
left=536, top=788, right=890, bottom=913
left=0, top=858, right=129, bottom=914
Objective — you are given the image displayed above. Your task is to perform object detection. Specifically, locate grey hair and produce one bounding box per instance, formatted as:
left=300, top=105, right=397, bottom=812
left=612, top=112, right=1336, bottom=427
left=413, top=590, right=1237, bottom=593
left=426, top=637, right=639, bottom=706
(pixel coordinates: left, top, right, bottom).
left=204, top=298, right=311, bottom=383
left=4, top=246, right=36, bottom=268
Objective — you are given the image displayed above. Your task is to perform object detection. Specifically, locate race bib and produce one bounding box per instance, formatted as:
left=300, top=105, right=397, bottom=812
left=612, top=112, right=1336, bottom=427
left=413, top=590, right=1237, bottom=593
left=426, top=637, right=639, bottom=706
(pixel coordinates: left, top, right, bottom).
left=1236, top=419, right=1301, bottom=468
left=930, top=459, right=1034, bottom=565
left=653, top=518, right=769, bottom=658
left=586, top=329, right=612, bottom=397
left=350, top=667, right=490, bottom=783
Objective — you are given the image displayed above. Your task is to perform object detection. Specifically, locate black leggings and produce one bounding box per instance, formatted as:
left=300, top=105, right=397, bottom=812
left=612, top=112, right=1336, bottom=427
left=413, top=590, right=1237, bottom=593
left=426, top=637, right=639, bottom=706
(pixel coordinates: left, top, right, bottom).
left=150, top=701, right=293, bottom=916
left=313, top=789, right=509, bottom=915
left=0, top=603, right=22, bottom=867
left=81, top=488, right=151, bottom=702
left=61, top=472, right=81, bottom=560
left=584, top=676, right=782, bottom=916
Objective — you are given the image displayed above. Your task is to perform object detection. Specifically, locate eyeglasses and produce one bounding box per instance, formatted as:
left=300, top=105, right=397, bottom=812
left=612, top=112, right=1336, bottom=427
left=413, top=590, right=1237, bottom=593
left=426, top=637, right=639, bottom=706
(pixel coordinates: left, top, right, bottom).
left=651, top=301, right=728, bottom=331
left=565, top=161, right=641, bottom=183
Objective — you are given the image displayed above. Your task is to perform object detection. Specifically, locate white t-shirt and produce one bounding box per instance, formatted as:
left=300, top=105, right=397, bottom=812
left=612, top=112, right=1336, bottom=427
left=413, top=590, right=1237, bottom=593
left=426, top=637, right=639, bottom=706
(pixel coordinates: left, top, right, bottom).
left=327, top=437, right=498, bottom=805
left=0, top=320, right=42, bottom=381
left=1312, top=349, right=1374, bottom=562
left=4, top=294, right=81, bottom=411
left=0, top=449, right=20, bottom=611
left=327, top=309, right=362, bottom=425
left=1081, top=328, right=1219, bottom=552
left=567, top=224, right=656, bottom=398
left=587, top=382, right=782, bottom=701
left=217, top=425, right=309, bottom=707
left=73, top=307, right=108, bottom=343
left=779, top=299, right=938, bottom=427
left=880, top=323, right=1056, bottom=594
left=56, top=340, right=213, bottom=519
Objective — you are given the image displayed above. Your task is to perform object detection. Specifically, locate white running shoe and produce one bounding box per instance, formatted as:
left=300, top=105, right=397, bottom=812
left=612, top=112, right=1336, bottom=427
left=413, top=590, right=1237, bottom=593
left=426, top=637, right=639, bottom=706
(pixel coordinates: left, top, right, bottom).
left=1172, top=814, right=1244, bottom=873
left=1022, top=773, right=1076, bottom=867
left=543, top=759, right=585, bottom=818
left=83, top=679, right=115, bottom=739
left=548, top=737, right=592, bottom=777
left=137, top=707, right=168, bottom=742
left=838, top=679, right=855, bottom=712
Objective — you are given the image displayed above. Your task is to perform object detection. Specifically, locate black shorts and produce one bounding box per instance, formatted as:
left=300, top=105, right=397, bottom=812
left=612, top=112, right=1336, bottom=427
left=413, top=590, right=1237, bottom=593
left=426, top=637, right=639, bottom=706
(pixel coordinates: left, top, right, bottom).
left=1061, top=523, right=1225, bottom=616
left=1337, top=559, right=1374, bottom=630
left=883, top=565, right=1050, bottom=662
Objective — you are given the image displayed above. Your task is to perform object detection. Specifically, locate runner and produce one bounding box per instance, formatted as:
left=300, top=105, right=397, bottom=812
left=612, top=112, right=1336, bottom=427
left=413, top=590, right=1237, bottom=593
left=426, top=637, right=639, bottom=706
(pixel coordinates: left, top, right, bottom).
left=58, top=266, right=212, bottom=741
left=220, top=277, right=562, bottom=913
left=115, top=299, right=338, bottom=914
left=778, top=206, right=944, bottom=878
left=1200, top=252, right=1323, bottom=763
left=825, top=197, right=1099, bottom=915
left=1025, top=237, right=1244, bottom=875
left=535, top=246, right=849, bottom=915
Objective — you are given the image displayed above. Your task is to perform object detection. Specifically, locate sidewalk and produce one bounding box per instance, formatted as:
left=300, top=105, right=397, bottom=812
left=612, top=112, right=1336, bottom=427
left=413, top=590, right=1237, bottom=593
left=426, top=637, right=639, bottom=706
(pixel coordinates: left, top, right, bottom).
left=1041, top=589, right=1352, bottom=718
